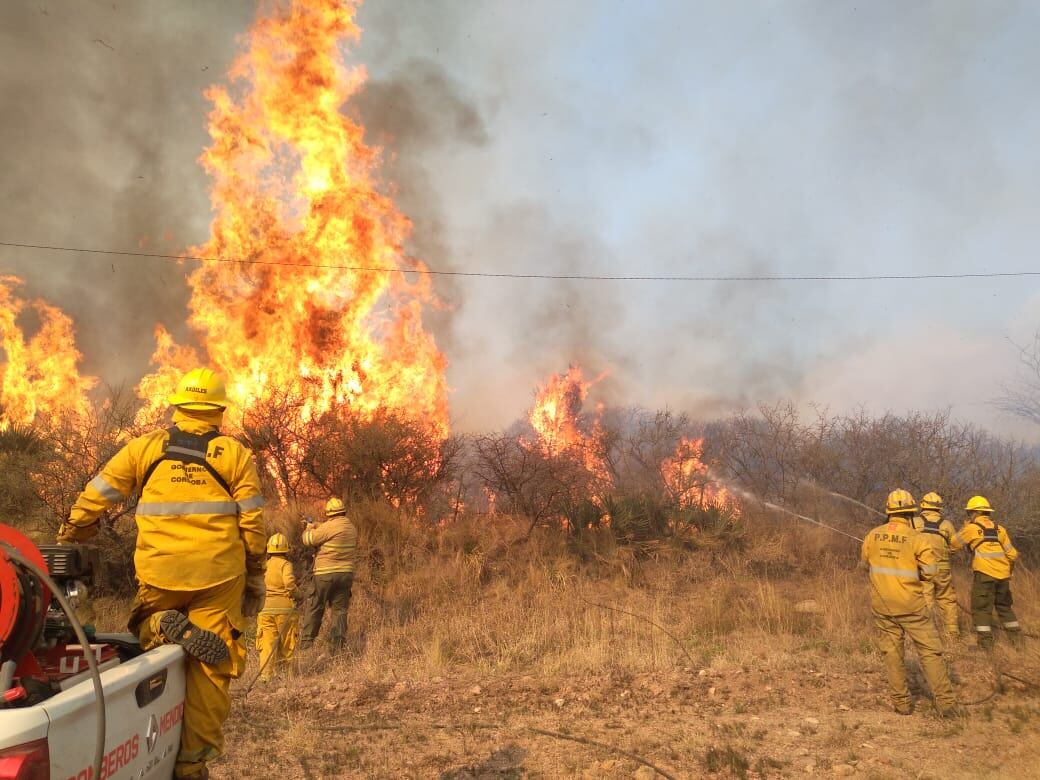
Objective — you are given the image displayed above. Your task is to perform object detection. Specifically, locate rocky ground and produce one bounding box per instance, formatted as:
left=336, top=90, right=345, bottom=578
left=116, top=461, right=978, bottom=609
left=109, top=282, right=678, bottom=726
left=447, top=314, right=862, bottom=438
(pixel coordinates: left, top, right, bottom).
left=215, top=635, right=1040, bottom=779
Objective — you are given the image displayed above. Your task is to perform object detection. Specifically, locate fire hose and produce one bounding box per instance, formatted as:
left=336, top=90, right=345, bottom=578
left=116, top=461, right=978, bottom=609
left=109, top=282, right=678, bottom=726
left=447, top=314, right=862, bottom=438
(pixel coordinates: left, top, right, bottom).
left=724, top=481, right=1040, bottom=709
left=1, top=544, right=105, bottom=780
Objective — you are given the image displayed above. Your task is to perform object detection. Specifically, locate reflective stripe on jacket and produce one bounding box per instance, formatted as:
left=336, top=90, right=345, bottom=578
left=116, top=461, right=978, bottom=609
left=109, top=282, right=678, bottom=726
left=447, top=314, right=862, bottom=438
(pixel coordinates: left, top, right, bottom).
left=60, top=409, right=266, bottom=590
left=861, top=516, right=936, bottom=616
left=261, top=555, right=298, bottom=612
left=910, top=511, right=956, bottom=568
left=951, top=516, right=1017, bottom=580
left=302, top=516, right=358, bottom=575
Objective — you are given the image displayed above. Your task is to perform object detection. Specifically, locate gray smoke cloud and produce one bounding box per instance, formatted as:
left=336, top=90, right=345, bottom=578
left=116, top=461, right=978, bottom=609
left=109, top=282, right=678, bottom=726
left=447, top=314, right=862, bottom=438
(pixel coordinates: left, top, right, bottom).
left=0, top=0, right=1037, bottom=438
left=0, top=0, right=256, bottom=383
left=351, top=57, right=490, bottom=357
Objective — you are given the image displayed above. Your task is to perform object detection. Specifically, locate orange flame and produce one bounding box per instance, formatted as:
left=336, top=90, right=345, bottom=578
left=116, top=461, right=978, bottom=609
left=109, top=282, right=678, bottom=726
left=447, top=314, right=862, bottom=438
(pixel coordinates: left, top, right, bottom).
left=0, top=276, right=96, bottom=430
left=137, top=0, right=448, bottom=442
left=528, top=365, right=608, bottom=481
left=661, top=436, right=739, bottom=515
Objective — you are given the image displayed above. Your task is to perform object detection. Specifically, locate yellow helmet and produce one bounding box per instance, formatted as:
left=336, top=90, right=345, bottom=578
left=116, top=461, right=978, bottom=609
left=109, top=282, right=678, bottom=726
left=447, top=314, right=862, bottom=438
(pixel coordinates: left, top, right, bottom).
left=965, top=495, right=993, bottom=514
left=168, top=368, right=228, bottom=410
left=885, top=489, right=917, bottom=516
left=920, top=492, right=943, bottom=512
left=266, top=532, right=289, bottom=554
left=325, top=497, right=347, bottom=518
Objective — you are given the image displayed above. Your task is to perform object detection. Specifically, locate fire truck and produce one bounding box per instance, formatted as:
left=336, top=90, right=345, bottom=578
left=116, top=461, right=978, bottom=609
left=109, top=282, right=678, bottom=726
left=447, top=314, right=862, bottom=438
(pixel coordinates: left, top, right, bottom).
left=0, top=524, right=185, bottom=780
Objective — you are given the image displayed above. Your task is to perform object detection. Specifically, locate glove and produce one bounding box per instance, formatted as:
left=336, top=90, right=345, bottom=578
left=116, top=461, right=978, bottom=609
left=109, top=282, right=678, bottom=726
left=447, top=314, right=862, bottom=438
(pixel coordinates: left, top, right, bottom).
left=56, top=519, right=99, bottom=544
left=56, top=523, right=77, bottom=545
left=242, top=553, right=267, bottom=618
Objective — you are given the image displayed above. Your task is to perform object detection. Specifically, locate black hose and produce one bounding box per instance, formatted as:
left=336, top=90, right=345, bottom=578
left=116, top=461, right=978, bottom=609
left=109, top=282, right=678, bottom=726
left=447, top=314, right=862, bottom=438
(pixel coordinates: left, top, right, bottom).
left=4, top=546, right=105, bottom=780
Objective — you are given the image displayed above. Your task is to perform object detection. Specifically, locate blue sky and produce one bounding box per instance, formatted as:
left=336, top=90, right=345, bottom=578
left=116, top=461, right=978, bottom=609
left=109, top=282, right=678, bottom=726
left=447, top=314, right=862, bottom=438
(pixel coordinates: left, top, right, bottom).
left=2, top=0, right=1039, bottom=437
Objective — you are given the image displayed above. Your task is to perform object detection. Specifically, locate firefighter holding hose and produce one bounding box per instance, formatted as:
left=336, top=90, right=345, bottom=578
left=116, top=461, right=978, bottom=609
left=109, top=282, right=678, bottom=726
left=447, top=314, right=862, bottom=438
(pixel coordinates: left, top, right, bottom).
left=300, top=497, right=358, bottom=654
left=861, top=489, right=959, bottom=716
left=57, top=368, right=267, bottom=780
left=911, top=492, right=960, bottom=638
left=951, top=495, right=1021, bottom=648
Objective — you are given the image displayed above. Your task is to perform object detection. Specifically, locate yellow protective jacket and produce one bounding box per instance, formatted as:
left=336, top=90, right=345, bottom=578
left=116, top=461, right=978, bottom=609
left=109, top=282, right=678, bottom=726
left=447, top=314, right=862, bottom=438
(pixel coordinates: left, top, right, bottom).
left=910, top=511, right=957, bottom=569
left=302, top=516, right=357, bottom=576
left=261, top=555, right=298, bottom=612
left=861, top=516, right=937, bottom=616
left=58, top=409, right=266, bottom=591
left=951, top=516, right=1018, bottom=580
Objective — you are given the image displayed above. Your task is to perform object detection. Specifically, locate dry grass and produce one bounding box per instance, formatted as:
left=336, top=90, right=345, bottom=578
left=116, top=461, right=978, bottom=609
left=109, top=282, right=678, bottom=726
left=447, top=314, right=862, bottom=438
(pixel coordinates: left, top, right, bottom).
left=85, top=509, right=1040, bottom=777
left=285, top=512, right=870, bottom=682
left=90, top=509, right=1040, bottom=681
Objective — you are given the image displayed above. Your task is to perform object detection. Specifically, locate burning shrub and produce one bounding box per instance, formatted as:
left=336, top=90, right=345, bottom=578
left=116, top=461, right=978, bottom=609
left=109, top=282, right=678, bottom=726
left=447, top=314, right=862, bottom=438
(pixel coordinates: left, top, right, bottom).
left=133, top=0, right=449, bottom=464
left=238, top=387, right=318, bottom=503
left=475, top=388, right=740, bottom=543
left=473, top=433, right=598, bottom=536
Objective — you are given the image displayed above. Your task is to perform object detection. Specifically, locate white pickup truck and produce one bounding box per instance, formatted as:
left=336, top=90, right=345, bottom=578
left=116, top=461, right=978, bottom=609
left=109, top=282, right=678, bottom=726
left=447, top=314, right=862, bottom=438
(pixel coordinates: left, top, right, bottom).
left=0, top=640, right=186, bottom=780
left=0, top=527, right=188, bottom=780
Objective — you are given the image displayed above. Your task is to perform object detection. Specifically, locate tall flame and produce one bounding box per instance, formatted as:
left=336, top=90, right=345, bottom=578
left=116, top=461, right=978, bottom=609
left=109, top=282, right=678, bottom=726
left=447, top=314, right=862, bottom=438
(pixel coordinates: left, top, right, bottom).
left=0, top=276, right=95, bottom=430
left=137, top=0, right=448, bottom=439
left=528, top=365, right=608, bottom=481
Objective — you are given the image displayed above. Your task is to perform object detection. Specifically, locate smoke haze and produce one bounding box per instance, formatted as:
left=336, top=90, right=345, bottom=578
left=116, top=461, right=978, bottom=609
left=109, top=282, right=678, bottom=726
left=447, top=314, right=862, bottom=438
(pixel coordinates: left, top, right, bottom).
left=2, top=0, right=1039, bottom=437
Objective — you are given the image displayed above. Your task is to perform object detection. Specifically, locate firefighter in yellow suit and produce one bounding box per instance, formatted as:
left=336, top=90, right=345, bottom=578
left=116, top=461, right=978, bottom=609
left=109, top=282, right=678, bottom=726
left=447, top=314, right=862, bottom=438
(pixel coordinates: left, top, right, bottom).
left=256, top=532, right=299, bottom=682
left=861, top=489, right=958, bottom=716
left=950, top=496, right=1021, bottom=648
left=300, top=497, right=358, bottom=653
left=911, top=492, right=960, bottom=637
left=57, top=369, right=266, bottom=780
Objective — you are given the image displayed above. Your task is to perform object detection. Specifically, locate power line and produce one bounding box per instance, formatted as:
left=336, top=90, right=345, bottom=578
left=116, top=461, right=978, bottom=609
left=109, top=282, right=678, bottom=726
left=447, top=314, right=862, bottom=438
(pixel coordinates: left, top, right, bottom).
left=1, top=239, right=1038, bottom=283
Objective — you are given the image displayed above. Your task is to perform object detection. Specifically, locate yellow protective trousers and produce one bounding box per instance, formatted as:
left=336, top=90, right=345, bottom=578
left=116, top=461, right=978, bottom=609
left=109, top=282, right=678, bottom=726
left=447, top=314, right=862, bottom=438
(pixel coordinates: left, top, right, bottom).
left=129, top=576, right=246, bottom=777
left=256, top=610, right=299, bottom=681
left=873, top=611, right=956, bottom=711
left=921, top=568, right=960, bottom=636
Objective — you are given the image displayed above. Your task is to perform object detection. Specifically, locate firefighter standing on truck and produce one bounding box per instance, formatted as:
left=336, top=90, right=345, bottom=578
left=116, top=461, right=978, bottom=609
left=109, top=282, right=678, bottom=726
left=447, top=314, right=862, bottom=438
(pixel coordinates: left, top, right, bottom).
left=861, top=489, right=959, bottom=716
left=56, top=369, right=266, bottom=780
left=911, top=492, right=960, bottom=638
left=950, top=495, right=1021, bottom=648
left=300, top=497, right=357, bottom=654
left=256, top=532, right=299, bottom=682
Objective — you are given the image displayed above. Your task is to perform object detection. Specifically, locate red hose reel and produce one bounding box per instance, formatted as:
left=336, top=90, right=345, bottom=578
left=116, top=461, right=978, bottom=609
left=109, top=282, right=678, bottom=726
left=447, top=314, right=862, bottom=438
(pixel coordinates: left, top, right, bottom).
left=0, top=524, right=51, bottom=666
